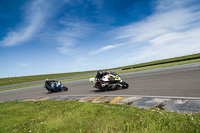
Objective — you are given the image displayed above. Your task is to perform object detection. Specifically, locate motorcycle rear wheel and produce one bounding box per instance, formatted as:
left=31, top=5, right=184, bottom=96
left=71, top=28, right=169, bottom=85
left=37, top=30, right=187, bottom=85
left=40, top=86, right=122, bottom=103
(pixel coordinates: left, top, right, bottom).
left=121, top=81, right=129, bottom=89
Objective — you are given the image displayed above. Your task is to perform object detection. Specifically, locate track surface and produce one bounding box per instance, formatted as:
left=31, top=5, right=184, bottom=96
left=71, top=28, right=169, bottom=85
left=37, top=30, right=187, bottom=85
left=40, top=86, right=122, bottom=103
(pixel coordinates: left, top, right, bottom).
left=0, top=63, right=200, bottom=102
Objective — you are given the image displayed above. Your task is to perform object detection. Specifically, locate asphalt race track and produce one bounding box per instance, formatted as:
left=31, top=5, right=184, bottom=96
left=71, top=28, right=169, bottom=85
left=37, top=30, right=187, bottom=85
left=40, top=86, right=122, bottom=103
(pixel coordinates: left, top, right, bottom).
left=0, top=63, right=200, bottom=102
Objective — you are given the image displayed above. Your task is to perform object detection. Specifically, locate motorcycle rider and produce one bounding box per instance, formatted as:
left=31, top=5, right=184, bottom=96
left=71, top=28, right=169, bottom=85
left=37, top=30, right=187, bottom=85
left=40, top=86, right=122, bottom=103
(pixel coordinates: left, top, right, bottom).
left=95, top=70, right=112, bottom=90
left=95, top=70, right=111, bottom=81
left=89, top=70, right=129, bottom=91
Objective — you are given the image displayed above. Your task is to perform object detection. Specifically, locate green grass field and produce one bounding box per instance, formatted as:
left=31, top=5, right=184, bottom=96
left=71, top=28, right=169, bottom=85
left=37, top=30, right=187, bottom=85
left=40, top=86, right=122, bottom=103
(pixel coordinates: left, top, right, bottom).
left=1, top=101, right=200, bottom=133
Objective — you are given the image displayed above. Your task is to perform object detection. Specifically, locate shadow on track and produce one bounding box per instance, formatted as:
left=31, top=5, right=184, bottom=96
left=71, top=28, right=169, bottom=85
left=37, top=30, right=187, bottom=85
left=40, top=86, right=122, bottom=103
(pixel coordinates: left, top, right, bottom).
left=46, top=90, right=66, bottom=94
left=90, top=88, right=123, bottom=93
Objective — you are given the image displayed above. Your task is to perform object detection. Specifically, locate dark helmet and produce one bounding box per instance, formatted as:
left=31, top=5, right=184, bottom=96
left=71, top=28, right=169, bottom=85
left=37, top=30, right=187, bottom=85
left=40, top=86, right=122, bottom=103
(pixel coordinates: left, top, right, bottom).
left=97, top=70, right=103, bottom=76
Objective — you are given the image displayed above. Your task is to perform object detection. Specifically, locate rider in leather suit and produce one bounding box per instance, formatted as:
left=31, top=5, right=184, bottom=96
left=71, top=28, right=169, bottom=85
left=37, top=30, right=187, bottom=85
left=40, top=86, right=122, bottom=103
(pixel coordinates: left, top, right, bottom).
left=95, top=70, right=111, bottom=81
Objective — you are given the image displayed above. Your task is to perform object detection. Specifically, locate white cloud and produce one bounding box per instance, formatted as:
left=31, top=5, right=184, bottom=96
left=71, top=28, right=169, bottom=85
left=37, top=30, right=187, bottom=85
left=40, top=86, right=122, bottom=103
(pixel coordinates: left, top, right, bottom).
left=56, top=21, right=93, bottom=54
left=115, top=8, right=200, bottom=42
left=0, top=0, right=52, bottom=46
left=90, top=0, right=200, bottom=64
left=89, top=43, right=125, bottom=55
left=16, top=63, right=28, bottom=67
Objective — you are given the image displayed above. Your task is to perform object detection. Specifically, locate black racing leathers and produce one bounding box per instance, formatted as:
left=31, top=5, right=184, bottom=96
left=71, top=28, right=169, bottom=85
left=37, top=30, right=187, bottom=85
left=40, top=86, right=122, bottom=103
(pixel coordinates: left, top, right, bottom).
left=95, top=71, right=111, bottom=81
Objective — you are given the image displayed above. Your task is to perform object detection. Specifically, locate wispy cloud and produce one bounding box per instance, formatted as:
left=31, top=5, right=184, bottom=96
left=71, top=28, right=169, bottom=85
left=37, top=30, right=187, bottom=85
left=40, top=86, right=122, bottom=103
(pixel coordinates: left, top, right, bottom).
left=90, top=0, right=200, bottom=59
left=89, top=43, right=125, bottom=55
left=56, top=21, right=93, bottom=54
left=110, top=0, right=200, bottom=66
left=0, top=0, right=52, bottom=46
left=16, top=63, right=28, bottom=67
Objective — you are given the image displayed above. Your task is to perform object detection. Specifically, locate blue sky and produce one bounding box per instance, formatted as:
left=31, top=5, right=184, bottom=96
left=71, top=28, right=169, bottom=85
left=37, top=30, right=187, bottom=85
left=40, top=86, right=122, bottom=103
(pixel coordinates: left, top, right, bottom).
left=0, top=0, right=200, bottom=78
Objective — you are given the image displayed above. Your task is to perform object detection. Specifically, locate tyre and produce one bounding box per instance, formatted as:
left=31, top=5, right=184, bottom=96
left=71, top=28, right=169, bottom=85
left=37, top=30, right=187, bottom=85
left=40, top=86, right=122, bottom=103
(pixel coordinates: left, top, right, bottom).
left=121, top=81, right=129, bottom=89
left=63, top=86, right=68, bottom=91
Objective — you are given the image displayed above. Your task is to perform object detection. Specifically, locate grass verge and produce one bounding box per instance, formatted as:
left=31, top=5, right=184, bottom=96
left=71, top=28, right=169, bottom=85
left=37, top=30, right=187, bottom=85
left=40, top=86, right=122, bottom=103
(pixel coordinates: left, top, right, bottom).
left=1, top=101, right=200, bottom=133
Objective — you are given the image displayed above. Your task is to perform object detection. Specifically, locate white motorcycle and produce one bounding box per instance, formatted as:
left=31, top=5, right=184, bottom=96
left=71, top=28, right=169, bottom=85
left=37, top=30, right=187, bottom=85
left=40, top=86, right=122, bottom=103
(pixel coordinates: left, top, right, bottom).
left=89, top=72, right=129, bottom=91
